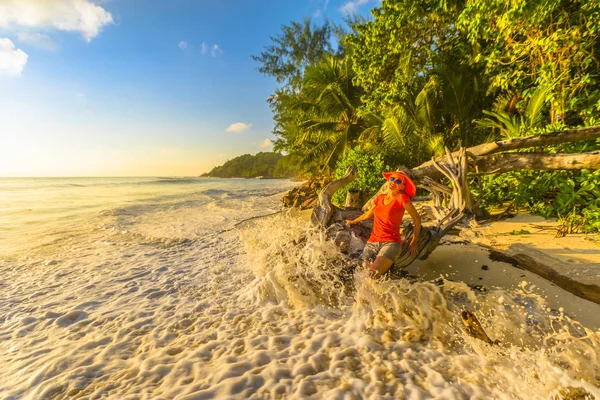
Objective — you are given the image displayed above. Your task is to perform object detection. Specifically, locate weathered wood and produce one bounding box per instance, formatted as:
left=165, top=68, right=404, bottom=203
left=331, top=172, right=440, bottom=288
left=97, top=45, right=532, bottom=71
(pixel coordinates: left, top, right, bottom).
left=344, top=188, right=362, bottom=209
left=310, top=165, right=357, bottom=227
left=472, top=151, right=600, bottom=174
left=412, top=125, right=600, bottom=180
left=471, top=125, right=600, bottom=156
left=311, top=149, right=471, bottom=270
left=461, top=310, right=499, bottom=345
left=499, top=243, right=600, bottom=304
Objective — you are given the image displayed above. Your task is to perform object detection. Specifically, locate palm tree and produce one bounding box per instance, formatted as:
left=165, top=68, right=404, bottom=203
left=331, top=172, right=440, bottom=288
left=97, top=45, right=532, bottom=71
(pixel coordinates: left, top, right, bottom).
left=366, top=55, right=487, bottom=167
left=371, top=76, right=440, bottom=166
left=436, top=62, right=486, bottom=146
left=477, top=84, right=554, bottom=139
left=292, top=54, right=375, bottom=171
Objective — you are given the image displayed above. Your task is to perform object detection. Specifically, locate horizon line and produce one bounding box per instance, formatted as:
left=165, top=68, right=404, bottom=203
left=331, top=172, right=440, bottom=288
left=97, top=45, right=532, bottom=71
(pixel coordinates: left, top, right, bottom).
left=0, top=175, right=206, bottom=179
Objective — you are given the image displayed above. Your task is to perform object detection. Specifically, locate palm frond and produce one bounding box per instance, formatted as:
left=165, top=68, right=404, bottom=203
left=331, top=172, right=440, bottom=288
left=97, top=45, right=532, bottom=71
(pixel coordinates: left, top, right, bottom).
left=525, top=84, right=553, bottom=130
left=479, top=110, right=522, bottom=138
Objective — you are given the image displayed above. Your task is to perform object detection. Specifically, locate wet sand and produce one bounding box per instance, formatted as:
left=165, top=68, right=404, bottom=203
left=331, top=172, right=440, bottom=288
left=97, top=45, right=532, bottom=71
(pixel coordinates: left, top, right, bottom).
left=407, top=241, right=600, bottom=330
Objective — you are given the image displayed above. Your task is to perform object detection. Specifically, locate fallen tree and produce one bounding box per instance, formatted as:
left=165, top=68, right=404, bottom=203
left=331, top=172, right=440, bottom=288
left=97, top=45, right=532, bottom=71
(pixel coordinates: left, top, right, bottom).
left=312, top=148, right=473, bottom=270
left=310, top=126, right=600, bottom=271
left=412, top=125, right=600, bottom=181
left=471, top=151, right=600, bottom=174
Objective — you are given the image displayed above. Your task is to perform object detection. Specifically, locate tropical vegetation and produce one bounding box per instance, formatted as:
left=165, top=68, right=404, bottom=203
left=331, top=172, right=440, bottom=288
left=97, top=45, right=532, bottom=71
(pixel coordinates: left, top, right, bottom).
left=201, top=152, right=300, bottom=178
left=250, top=0, right=600, bottom=232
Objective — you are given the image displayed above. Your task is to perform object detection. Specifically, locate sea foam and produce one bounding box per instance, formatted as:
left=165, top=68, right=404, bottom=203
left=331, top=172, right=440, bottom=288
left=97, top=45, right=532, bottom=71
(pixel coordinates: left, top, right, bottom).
left=0, top=177, right=598, bottom=399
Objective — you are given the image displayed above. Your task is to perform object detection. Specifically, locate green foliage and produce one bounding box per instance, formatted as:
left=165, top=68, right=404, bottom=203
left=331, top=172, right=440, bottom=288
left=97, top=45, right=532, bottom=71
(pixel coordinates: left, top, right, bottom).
left=250, top=6, right=600, bottom=234
left=509, top=229, right=531, bottom=235
left=291, top=54, right=374, bottom=172
left=253, top=18, right=337, bottom=166
left=347, top=1, right=493, bottom=155
left=374, top=76, right=439, bottom=166
left=331, top=147, right=389, bottom=206
left=477, top=84, right=555, bottom=139
left=347, top=0, right=468, bottom=111
left=457, top=0, right=600, bottom=122
left=472, top=135, right=600, bottom=233
left=202, top=152, right=300, bottom=178
left=252, top=18, right=335, bottom=91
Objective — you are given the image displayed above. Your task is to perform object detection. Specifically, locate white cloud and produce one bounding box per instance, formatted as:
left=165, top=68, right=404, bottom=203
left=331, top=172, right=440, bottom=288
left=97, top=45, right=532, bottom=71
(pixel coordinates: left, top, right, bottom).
left=0, top=38, right=28, bottom=77
left=18, top=31, right=57, bottom=51
left=210, top=44, right=222, bottom=57
left=226, top=122, right=251, bottom=133
left=340, top=0, right=369, bottom=14
left=313, top=9, right=322, bottom=18
left=199, top=42, right=222, bottom=57
left=178, top=40, right=188, bottom=50
left=259, top=139, right=273, bottom=149
left=0, top=0, right=113, bottom=42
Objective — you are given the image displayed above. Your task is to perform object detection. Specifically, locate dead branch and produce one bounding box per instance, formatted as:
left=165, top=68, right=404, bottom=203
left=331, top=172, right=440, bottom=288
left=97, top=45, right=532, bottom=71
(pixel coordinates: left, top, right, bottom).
left=471, top=151, right=600, bottom=174
left=412, top=126, right=600, bottom=180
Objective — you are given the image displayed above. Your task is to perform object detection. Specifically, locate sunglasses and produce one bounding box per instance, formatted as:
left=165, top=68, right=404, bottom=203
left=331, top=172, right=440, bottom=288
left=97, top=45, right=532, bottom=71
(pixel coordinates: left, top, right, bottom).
left=389, top=176, right=405, bottom=185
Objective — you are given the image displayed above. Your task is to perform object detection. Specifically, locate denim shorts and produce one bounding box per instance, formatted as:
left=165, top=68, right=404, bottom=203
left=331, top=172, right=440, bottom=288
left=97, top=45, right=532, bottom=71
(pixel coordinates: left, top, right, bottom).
left=361, top=241, right=402, bottom=262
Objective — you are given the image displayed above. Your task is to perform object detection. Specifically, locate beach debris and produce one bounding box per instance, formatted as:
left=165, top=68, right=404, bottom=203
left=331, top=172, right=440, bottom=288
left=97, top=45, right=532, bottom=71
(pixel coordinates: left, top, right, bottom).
left=282, top=178, right=325, bottom=209
left=558, top=386, right=595, bottom=400
left=460, top=310, right=499, bottom=345
left=468, top=284, right=487, bottom=292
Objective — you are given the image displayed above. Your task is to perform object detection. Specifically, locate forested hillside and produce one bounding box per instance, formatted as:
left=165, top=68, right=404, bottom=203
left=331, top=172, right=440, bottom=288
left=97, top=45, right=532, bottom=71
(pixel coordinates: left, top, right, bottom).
left=201, top=152, right=299, bottom=178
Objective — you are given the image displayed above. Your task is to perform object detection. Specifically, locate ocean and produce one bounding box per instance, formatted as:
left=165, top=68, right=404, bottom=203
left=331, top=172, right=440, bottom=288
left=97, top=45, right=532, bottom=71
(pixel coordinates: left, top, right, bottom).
left=0, top=177, right=598, bottom=399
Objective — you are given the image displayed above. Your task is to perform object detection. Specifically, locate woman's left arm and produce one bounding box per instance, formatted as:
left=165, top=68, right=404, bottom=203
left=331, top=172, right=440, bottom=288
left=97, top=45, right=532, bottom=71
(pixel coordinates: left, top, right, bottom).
left=403, top=200, right=421, bottom=256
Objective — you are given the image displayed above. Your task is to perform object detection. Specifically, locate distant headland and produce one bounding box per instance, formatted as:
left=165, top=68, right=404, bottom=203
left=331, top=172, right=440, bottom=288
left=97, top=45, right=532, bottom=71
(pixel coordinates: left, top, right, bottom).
left=201, top=152, right=300, bottom=179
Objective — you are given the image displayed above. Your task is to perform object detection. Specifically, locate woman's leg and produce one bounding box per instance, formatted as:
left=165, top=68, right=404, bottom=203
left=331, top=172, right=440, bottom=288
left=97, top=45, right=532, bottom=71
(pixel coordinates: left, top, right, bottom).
left=367, top=256, right=394, bottom=279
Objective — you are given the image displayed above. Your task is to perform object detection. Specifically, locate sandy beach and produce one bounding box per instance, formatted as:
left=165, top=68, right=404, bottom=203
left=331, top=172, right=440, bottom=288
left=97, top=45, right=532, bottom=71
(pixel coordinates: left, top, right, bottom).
left=1, top=178, right=599, bottom=399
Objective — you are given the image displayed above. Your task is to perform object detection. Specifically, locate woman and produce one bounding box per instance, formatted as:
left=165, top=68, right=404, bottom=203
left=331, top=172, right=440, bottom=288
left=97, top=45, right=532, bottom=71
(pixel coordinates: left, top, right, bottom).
left=345, top=171, right=421, bottom=279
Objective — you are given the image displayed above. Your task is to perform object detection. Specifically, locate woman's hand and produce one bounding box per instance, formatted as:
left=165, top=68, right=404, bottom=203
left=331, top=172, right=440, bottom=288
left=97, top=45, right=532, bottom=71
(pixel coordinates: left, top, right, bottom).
left=409, top=240, right=418, bottom=256
left=345, top=219, right=354, bottom=226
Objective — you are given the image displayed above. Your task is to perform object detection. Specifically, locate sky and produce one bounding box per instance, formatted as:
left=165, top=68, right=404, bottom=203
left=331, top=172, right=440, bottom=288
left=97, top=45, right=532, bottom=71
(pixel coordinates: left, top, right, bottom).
left=0, top=0, right=377, bottom=177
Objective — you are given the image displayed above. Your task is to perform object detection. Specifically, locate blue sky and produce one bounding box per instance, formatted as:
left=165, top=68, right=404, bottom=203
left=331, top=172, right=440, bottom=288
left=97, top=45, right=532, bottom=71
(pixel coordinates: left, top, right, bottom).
left=0, top=0, right=377, bottom=177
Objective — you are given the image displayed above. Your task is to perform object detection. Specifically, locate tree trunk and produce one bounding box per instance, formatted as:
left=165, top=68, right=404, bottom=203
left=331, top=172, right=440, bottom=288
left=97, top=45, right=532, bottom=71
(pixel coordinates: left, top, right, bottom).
left=311, top=149, right=471, bottom=269
left=470, top=125, right=600, bottom=156
left=472, top=151, right=600, bottom=174
left=344, top=188, right=362, bottom=209
left=310, top=166, right=357, bottom=227
left=309, top=127, right=600, bottom=271
left=413, top=126, right=600, bottom=180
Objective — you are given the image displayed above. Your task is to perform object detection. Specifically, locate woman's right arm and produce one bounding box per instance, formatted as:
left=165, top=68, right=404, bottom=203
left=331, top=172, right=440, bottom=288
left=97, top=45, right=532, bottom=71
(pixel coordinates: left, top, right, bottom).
left=345, top=204, right=375, bottom=225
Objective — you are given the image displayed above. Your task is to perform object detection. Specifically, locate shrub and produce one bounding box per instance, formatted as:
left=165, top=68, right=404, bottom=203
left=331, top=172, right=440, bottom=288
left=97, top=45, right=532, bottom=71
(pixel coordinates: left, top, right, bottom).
left=332, top=147, right=390, bottom=206
left=470, top=134, right=600, bottom=233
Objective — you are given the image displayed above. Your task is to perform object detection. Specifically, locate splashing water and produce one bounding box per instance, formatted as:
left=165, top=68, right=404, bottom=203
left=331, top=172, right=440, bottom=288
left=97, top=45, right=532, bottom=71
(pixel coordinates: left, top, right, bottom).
left=0, top=178, right=598, bottom=399
left=239, top=213, right=600, bottom=399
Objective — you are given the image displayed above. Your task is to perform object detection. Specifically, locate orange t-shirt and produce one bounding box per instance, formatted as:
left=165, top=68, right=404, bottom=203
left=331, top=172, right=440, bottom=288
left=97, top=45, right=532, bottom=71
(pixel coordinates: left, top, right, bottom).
left=368, top=193, right=409, bottom=244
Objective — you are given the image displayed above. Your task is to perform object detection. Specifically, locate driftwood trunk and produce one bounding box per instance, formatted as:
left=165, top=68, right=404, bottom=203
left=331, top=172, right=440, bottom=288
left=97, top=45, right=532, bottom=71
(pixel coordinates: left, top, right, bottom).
left=311, top=149, right=472, bottom=269
left=472, top=151, right=600, bottom=173
left=413, top=126, right=600, bottom=180
left=309, top=125, right=600, bottom=271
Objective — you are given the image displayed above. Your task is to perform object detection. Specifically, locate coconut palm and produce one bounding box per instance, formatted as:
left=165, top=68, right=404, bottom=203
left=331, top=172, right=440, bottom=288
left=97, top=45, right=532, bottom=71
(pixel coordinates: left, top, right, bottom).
left=371, top=75, right=440, bottom=166
left=292, top=54, right=376, bottom=171
left=477, top=84, right=554, bottom=139
left=436, top=62, right=487, bottom=146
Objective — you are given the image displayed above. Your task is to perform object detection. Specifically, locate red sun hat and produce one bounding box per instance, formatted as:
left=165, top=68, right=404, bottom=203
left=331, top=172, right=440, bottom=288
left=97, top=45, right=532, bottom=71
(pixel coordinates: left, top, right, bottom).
left=382, top=171, right=417, bottom=199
